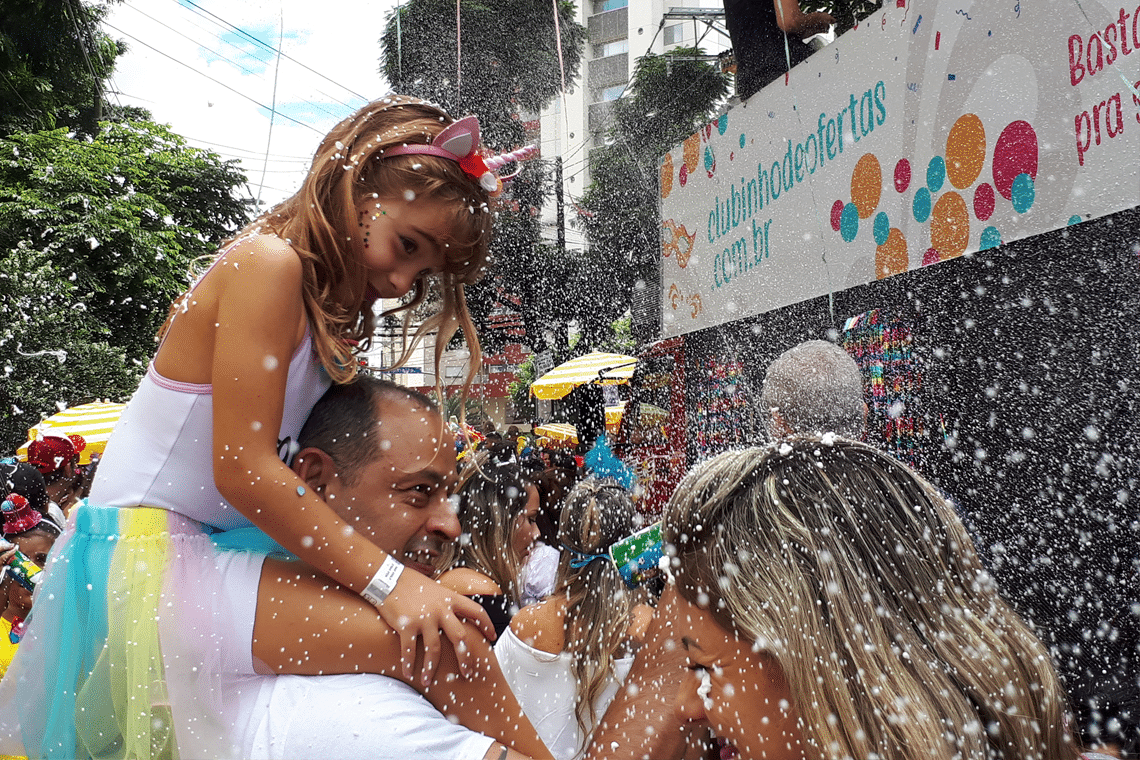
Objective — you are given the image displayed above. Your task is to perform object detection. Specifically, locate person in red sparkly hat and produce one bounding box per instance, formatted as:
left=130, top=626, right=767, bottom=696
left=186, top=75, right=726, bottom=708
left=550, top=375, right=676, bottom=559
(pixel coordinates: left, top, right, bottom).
left=25, top=434, right=85, bottom=515
left=0, top=492, right=61, bottom=676
left=1, top=494, right=40, bottom=535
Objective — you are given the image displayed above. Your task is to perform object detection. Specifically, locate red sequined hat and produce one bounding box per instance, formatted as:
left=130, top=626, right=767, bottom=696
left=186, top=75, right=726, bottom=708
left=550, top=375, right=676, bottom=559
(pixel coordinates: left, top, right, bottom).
left=26, top=434, right=85, bottom=475
left=1, top=493, right=41, bottom=535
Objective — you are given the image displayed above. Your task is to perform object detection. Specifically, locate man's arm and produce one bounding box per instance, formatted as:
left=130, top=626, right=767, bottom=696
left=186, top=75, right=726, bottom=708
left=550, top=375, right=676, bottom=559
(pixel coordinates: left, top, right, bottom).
left=773, top=0, right=835, bottom=37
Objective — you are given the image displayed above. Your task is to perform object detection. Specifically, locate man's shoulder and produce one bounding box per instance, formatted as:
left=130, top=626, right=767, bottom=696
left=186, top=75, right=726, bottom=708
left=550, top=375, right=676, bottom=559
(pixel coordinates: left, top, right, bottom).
left=244, top=674, right=494, bottom=760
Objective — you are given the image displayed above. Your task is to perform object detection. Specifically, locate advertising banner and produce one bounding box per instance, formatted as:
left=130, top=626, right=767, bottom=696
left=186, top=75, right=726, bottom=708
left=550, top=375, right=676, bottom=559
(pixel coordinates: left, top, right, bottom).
left=659, top=0, right=1140, bottom=337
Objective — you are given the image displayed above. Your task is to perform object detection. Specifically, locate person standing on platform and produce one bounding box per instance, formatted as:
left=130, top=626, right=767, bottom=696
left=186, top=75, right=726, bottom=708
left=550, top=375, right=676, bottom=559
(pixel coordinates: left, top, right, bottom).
left=723, top=0, right=835, bottom=100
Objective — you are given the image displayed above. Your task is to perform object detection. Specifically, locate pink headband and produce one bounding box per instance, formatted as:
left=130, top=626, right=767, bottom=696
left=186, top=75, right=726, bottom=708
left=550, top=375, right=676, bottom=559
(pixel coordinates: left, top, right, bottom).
left=384, top=115, right=537, bottom=195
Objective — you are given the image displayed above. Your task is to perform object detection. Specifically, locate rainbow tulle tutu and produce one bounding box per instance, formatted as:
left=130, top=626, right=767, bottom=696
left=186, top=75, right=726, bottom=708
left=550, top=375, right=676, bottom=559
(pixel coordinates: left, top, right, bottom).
left=0, top=503, right=280, bottom=759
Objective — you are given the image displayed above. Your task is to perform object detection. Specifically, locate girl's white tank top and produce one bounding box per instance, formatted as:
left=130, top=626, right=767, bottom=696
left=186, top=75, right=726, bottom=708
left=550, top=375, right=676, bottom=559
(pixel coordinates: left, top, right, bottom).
left=89, top=242, right=333, bottom=530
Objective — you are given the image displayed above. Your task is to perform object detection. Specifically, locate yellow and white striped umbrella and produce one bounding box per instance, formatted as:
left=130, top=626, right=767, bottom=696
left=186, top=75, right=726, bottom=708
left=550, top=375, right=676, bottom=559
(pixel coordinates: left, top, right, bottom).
left=18, top=401, right=127, bottom=465
left=534, top=423, right=579, bottom=445
left=530, top=352, right=638, bottom=400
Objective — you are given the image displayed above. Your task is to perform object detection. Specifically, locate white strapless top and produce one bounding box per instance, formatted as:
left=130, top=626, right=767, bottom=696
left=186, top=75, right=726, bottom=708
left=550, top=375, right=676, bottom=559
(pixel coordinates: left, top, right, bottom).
left=90, top=326, right=330, bottom=530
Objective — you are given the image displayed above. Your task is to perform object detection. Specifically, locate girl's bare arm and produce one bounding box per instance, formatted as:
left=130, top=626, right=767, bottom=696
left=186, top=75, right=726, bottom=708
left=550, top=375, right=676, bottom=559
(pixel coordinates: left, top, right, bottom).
left=207, top=237, right=491, bottom=681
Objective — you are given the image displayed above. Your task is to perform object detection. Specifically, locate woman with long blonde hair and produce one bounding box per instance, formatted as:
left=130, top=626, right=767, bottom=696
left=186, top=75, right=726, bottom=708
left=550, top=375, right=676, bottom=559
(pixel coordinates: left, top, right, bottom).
left=440, top=450, right=542, bottom=635
left=497, top=478, right=655, bottom=760
left=666, top=436, right=1079, bottom=760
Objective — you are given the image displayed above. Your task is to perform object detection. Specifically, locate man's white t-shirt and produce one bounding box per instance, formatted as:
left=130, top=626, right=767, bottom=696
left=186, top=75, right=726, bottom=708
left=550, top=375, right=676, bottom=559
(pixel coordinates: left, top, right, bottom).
left=230, top=673, right=496, bottom=760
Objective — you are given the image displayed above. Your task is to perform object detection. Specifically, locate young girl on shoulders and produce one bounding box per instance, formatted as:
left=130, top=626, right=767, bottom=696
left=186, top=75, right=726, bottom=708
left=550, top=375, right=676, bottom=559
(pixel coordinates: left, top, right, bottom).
left=0, top=95, right=549, bottom=760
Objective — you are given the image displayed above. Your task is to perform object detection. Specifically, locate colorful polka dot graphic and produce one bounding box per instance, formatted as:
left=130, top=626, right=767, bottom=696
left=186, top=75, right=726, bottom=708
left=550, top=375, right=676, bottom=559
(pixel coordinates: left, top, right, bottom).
left=829, top=114, right=1039, bottom=279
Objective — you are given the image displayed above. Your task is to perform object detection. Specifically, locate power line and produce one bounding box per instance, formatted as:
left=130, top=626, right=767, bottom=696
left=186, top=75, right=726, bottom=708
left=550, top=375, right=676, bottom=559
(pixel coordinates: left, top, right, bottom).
left=158, top=2, right=276, bottom=67
left=120, top=2, right=358, bottom=121
left=85, top=101, right=311, bottom=164
left=164, top=135, right=311, bottom=160
left=105, top=76, right=125, bottom=108
left=106, top=89, right=154, bottom=103
left=0, top=127, right=258, bottom=169
left=64, top=0, right=106, bottom=119
left=124, top=3, right=267, bottom=79
left=194, top=147, right=308, bottom=167
left=175, top=0, right=369, bottom=102
left=102, top=21, right=324, bottom=135
left=257, top=10, right=285, bottom=204
left=201, top=150, right=307, bottom=165
left=0, top=69, right=35, bottom=114
left=255, top=183, right=300, bottom=196
left=234, top=164, right=307, bottom=175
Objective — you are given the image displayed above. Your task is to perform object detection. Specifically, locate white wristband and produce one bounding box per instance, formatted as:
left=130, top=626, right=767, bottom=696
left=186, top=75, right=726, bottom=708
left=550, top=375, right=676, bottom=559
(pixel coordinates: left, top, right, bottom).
left=361, top=554, right=405, bottom=609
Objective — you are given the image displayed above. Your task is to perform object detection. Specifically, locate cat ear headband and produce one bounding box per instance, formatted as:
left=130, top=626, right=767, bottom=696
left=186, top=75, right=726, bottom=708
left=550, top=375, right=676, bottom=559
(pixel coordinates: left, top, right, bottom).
left=385, top=115, right=537, bottom=195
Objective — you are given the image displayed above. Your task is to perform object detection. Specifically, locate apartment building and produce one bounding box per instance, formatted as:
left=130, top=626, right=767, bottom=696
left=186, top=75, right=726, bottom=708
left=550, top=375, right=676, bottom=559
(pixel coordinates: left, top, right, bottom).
left=537, top=0, right=731, bottom=251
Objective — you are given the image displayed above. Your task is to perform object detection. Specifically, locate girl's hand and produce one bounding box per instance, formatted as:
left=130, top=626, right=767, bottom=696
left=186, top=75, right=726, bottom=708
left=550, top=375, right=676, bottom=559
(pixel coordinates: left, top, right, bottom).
left=382, top=570, right=495, bottom=686
left=0, top=546, right=17, bottom=565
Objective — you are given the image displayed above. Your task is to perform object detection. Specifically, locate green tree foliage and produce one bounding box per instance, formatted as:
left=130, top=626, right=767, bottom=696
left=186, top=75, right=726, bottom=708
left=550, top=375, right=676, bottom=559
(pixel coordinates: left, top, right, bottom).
left=463, top=220, right=590, bottom=360
left=507, top=352, right=539, bottom=423
left=0, top=121, right=252, bottom=451
left=578, top=48, right=730, bottom=346
left=381, top=0, right=586, bottom=143
left=381, top=0, right=587, bottom=359
left=436, top=390, right=489, bottom=429
left=0, top=0, right=126, bottom=135
left=460, top=169, right=552, bottom=357
left=506, top=314, right=631, bottom=420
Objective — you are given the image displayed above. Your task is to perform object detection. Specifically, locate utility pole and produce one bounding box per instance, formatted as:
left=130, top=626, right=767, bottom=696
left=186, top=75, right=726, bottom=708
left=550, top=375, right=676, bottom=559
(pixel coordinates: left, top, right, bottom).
left=554, top=155, right=566, bottom=252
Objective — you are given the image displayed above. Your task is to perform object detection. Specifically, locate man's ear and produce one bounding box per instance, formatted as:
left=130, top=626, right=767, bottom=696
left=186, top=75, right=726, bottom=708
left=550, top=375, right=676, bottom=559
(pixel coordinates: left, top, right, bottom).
left=292, top=447, right=338, bottom=499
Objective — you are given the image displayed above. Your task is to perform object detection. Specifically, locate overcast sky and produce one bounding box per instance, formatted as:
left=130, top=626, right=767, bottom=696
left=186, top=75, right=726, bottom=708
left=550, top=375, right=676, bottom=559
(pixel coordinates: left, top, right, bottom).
left=105, top=0, right=400, bottom=208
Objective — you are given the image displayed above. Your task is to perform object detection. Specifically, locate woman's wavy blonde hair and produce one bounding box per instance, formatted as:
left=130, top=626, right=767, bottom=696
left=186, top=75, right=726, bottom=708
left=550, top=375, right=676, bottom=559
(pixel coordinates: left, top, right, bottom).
left=554, top=477, right=640, bottom=753
left=664, top=437, right=1078, bottom=760
left=166, top=95, right=493, bottom=386
left=452, top=450, right=534, bottom=606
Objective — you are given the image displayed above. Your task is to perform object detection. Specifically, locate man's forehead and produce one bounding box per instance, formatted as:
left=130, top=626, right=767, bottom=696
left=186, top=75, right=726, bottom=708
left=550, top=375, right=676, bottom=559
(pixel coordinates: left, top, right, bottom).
left=375, top=400, right=454, bottom=472
left=377, top=398, right=443, bottom=436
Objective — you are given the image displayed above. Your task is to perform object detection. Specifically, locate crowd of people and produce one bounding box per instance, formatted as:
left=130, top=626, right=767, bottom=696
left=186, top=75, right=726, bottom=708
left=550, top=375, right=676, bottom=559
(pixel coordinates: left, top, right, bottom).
left=0, top=94, right=1132, bottom=760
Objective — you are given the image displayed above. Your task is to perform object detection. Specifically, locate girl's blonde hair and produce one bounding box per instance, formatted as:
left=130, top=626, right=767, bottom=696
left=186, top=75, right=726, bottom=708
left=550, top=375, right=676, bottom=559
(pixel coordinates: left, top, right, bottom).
left=554, top=478, right=639, bottom=752
left=664, top=437, right=1077, bottom=760
left=453, top=450, right=533, bottom=606
left=170, top=95, right=493, bottom=386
